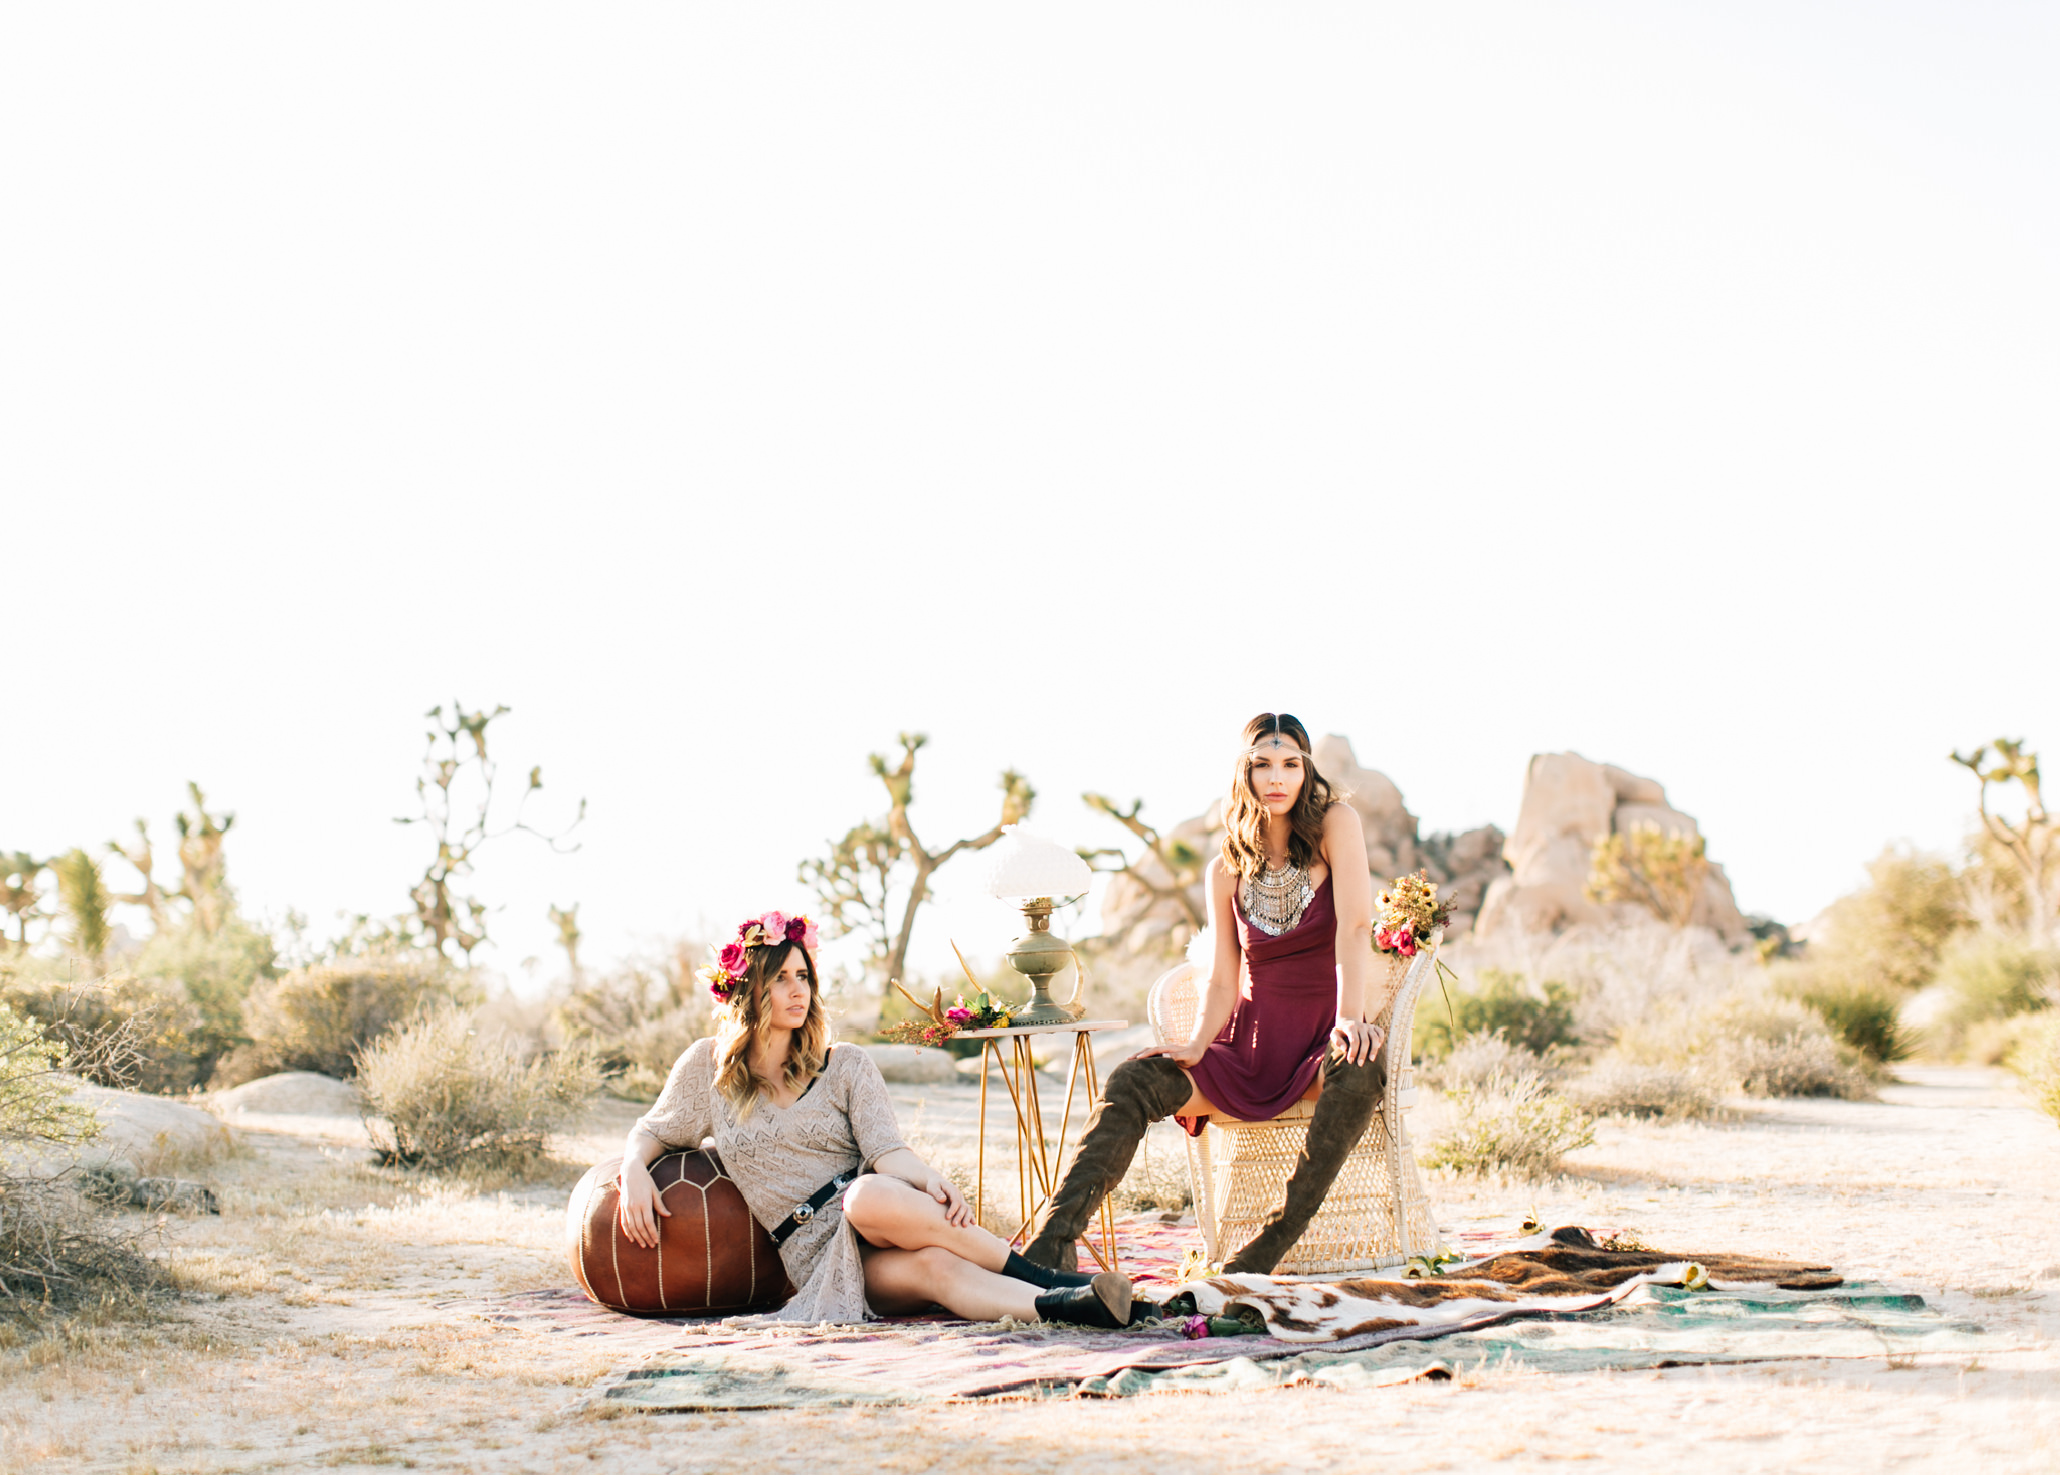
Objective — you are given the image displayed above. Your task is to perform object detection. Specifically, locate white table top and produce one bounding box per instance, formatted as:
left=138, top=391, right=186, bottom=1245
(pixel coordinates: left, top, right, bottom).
left=956, top=1019, right=1129, bottom=1040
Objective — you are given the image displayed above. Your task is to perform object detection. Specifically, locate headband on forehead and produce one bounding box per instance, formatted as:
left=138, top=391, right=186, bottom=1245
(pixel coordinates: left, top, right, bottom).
left=1244, top=733, right=1310, bottom=761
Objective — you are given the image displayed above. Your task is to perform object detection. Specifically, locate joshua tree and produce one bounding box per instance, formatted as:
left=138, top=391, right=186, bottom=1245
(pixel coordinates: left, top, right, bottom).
left=801, top=734, right=1033, bottom=1011
left=549, top=902, right=584, bottom=982
left=1079, top=794, right=1208, bottom=931
left=1, top=852, right=47, bottom=953
left=106, top=820, right=173, bottom=935
left=1586, top=824, right=1710, bottom=928
left=1952, top=739, right=2056, bottom=944
left=173, top=783, right=236, bottom=935
left=52, top=849, right=113, bottom=965
left=396, top=702, right=585, bottom=963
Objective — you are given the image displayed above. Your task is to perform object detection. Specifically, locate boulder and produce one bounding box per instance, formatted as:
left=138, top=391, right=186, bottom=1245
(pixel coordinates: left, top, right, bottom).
left=1475, top=752, right=1748, bottom=943
left=858, top=1044, right=959, bottom=1085
left=65, top=1081, right=229, bottom=1169
left=1094, top=735, right=1510, bottom=951
left=214, top=1071, right=361, bottom=1117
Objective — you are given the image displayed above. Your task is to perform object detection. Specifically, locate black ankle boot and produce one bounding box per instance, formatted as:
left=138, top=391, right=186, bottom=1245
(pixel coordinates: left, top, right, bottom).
left=1033, top=1272, right=1135, bottom=1329
left=1222, top=1048, right=1387, bottom=1275
left=1022, top=1057, right=1193, bottom=1270
left=1003, top=1250, right=1094, bottom=1289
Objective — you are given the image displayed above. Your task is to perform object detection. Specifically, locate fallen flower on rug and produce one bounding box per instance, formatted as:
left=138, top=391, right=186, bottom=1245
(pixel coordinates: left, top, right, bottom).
left=1170, top=1226, right=1842, bottom=1344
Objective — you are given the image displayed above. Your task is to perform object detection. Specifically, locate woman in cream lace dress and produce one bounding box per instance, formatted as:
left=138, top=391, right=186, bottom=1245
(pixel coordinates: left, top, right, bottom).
left=616, top=909, right=1145, bottom=1328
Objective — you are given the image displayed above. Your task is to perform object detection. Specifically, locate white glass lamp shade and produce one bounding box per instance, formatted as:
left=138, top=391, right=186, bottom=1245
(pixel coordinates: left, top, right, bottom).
left=982, top=827, right=1092, bottom=900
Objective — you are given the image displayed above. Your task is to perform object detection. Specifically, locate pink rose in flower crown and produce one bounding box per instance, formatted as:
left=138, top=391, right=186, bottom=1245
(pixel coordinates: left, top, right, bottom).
left=784, top=915, right=817, bottom=951
left=718, top=941, right=747, bottom=975
left=758, top=911, right=789, bottom=943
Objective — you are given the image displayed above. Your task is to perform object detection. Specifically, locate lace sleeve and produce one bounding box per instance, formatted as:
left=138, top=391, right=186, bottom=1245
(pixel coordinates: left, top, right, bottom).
left=635, top=1038, right=715, bottom=1150
left=836, top=1046, right=909, bottom=1169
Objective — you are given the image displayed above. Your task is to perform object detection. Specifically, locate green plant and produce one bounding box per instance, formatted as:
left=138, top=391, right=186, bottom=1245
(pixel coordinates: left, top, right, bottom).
left=220, top=955, right=476, bottom=1084
left=1932, top=934, right=2059, bottom=1044
left=355, top=1004, right=600, bottom=1171
left=1423, top=1072, right=1595, bottom=1177
left=1586, top=824, right=1709, bottom=927
left=51, top=849, right=113, bottom=964
left=2009, top=1015, right=2060, bottom=1125
left=1414, top=970, right=1577, bottom=1060
left=0, top=967, right=208, bottom=1094
left=1773, top=967, right=1912, bottom=1064
left=131, top=915, right=277, bottom=1083
left=1706, top=992, right=1872, bottom=1098
left=1, top=1003, right=161, bottom=1318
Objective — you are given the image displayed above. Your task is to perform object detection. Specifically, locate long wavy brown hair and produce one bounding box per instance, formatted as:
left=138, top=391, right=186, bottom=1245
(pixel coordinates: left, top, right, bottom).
left=1219, top=712, right=1337, bottom=879
left=713, top=939, right=830, bottom=1120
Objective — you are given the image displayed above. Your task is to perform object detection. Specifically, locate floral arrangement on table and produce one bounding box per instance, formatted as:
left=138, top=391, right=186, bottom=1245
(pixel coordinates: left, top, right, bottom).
left=696, top=909, right=820, bottom=1003
left=1372, top=870, right=1455, bottom=959
left=881, top=982, right=1013, bottom=1047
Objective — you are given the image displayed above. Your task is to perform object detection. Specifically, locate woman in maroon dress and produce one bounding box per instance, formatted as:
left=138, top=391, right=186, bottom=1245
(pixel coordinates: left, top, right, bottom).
left=1024, top=712, right=1389, bottom=1274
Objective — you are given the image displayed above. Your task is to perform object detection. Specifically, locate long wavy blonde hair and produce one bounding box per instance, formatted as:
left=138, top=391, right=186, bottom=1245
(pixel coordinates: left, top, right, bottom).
left=1219, top=711, right=1338, bottom=879
left=713, top=939, right=830, bottom=1120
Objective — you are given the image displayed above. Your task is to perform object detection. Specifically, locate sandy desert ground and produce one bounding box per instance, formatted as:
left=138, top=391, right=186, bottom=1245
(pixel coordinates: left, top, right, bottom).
left=2, top=1063, right=2055, bottom=1475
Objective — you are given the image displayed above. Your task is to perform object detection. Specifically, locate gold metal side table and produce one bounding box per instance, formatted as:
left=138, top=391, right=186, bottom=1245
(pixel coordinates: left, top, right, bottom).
left=957, top=1019, right=1128, bottom=1274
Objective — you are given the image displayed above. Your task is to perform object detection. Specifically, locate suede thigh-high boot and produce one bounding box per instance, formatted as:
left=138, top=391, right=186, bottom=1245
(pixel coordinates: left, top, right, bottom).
left=1021, top=1056, right=1192, bottom=1271
left=1221, top=1049, right=1388, bottom=1274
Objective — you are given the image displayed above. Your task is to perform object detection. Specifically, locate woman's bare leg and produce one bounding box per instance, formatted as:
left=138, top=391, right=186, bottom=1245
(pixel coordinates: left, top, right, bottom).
left=861, top=1245, right=1042, bottom=1321
left=841, top=1175, right=1011, bottom=1270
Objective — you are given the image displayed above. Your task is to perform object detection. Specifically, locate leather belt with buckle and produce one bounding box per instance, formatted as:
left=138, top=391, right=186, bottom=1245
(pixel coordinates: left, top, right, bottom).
left=769, top=1170, right=856, bottom=1247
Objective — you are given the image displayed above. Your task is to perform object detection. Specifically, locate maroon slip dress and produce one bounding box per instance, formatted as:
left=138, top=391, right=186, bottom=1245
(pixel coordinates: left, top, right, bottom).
left=1179, top=873, right=1337, bottom=1134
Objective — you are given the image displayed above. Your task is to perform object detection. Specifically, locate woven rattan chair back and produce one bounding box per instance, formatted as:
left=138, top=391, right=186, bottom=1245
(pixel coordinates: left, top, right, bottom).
left=1147, top=929, right=1443, bottom=1274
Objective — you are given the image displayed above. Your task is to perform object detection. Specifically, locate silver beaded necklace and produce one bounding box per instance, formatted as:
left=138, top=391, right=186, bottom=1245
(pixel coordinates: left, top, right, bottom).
left=1242, top=859, right=1314, bottom=936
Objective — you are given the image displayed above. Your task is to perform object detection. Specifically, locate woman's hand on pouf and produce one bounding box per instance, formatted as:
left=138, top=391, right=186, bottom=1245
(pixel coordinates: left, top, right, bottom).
left=617, top=1154, right=670, bottom=1248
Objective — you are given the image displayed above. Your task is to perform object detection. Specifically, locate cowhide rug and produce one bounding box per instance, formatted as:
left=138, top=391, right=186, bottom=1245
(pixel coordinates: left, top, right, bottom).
left=1178, top=1226, right=1842, bottom=1343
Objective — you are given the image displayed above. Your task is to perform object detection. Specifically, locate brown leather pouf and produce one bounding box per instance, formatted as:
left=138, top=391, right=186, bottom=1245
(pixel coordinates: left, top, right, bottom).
left=566, top=1150, right=793, bottom=1314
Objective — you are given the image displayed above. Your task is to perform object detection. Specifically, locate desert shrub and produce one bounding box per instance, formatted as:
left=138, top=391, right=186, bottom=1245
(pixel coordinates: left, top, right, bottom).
left=1414, top=970, right=1577, bottom=1061
left=1427, top=1030, right=1548, bottom=1092
left=1809, top=847, right=1966, bottom=994
left=1424, top=1070, right=1595, bottom=1178
left=551, top=943, right=715, bottom=1098
left=1772, top=967, right=1912, bottom=1064
left=1565, top=1059, right=1717, bottom=1121
left=1707, top=993, right=1872, bottom=1099
left=131, top=916, right=277, bottom=1082
left=219, top=954, right=476, bottom=1084
left=0, top=1004, right=161, bottom=1317
left=2009, top=1015, right=2060, bottom=1125
left=1930, top=934, right=2059, bottom=1052
left=356, top=1004, right=600, bottom=1172
left=0, top=966, right=207, bottom=1094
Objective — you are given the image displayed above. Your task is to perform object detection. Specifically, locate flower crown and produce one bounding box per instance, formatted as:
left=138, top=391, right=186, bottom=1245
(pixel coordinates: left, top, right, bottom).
left=698, top=910, right=821, bottom=1003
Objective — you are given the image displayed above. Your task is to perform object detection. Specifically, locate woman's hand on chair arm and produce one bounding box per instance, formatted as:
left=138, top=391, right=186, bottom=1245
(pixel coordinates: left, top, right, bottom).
left=616, top=1127, right=671, bottom=1249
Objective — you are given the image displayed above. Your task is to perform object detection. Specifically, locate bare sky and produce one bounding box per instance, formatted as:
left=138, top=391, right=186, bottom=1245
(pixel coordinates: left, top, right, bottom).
left=5, top=4, right=2056, bottom=990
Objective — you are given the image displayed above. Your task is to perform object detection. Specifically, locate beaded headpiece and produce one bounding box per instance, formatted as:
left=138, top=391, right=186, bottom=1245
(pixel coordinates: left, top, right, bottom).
left=1243, top=732, right=1311, bottom=762
left=698, top=910, right=821, bottom=1003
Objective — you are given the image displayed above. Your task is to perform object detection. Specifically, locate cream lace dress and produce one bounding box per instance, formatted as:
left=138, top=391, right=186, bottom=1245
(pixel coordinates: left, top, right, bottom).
left=634, top=1039, right=908, bottom=1324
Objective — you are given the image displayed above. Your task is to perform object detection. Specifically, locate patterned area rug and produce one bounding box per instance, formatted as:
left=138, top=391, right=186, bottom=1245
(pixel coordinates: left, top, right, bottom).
left=463, top=1221, right=1997, bottom=1408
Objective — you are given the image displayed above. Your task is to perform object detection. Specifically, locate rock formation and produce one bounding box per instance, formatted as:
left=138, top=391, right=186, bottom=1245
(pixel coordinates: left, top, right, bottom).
left=1473, top=752, right=1748, bottom=944
left=1095, top=735, right=1509, bottom=953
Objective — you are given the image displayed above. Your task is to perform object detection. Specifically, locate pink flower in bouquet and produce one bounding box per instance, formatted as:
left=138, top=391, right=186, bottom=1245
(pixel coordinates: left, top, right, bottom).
left=718, top=942, right=747, bottom=974
left=946, top=1007, right=974, bottom=1023
left=1179, top=1315, right=1211, bottom=1340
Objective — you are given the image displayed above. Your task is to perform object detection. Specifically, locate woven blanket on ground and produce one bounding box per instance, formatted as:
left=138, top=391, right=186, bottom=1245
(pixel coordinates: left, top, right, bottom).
left=463, top=1224, right=1995, bottom=1408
